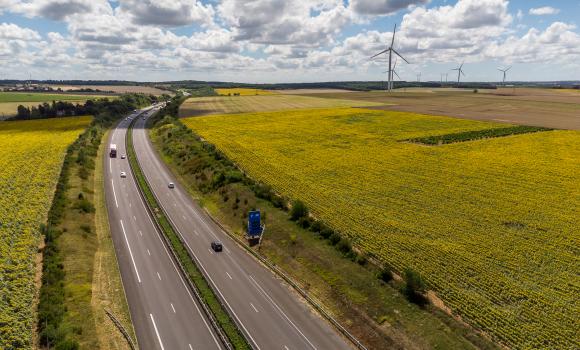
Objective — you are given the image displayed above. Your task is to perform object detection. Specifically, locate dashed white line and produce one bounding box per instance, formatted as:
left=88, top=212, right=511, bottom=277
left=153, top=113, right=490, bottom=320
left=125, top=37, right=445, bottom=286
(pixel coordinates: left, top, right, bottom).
left=149, top=313, right=165, bottom=350
left=249, top=275, right=317, bottom=350
left=170, top=303, right=176, bottom=313
left=120, top=220, right=141, bottom=283
left=129, top=202, right=132, bottom=208
left=189, top=344, right=193, bottom=350
left=139, top=230, right=143, bottom=236
left=182, top=215, right=187, bottom=220
left=147, top=249, right=151, bottom=256
left=109, top=158, right=112, bottom=173
left=157, top=272, right=162, bottom=280
left=208, top=248, right=213, bottom=254
left=226, top=272, right=233, bottom=280
left=284, top=346, right=289, bottom=350
left=250, top=303, right=259, bottom=313
left=194, top=230, right=199, bottom=236
left=133, top=215, right=137, bottom=221
left=111, top=180, right=118, bottom=208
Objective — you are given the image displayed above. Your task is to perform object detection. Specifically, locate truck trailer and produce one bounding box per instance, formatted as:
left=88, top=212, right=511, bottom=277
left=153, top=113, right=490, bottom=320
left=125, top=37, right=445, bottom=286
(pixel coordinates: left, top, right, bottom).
left=110, top=144, right=117, bottom=158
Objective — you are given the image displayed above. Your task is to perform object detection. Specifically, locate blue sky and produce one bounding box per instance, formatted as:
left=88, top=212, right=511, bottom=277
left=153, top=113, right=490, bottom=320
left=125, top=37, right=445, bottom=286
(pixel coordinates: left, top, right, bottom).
left=0, top=0, right=579, bottom=83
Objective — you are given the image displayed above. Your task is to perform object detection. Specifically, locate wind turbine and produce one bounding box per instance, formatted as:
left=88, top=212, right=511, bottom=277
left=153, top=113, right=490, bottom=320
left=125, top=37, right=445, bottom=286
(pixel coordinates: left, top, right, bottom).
left=452, top=62, right=465, bottom=87
left=498, top=66, right=511, bottom=86
left=383, top=57, right=402, bottom=87
left=371, top=24, right=409, bottom=92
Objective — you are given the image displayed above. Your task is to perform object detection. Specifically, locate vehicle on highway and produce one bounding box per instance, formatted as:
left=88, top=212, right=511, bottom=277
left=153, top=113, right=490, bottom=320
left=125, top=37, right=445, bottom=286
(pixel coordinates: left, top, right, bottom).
left=168, top=182, right=175, bottom=189
left=121, top=154, right=126, bottom=159
left=120, top=171, right=127, bottom=178
left=211, top=241, right=223, bottom=252
left=109, top=144, right=117, bottom=158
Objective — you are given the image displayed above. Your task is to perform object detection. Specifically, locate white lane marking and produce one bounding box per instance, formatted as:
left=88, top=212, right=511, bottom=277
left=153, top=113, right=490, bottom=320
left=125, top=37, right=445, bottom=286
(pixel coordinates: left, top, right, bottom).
left=208, top=248, right=214, bottom=254
left=194, top=230, right=199, bottom=236
left=109, top=158, right=112, bottom=174
left=111, top=180, right=118, bottom=208
left=284, top=346, right=289, bottom=350
left=133, top=215, right=137, bottom=221
left=149, top=313, right=165, bottom=350
left=157, top=272, right=161, bottom=280
left=139, top=230, right=143, bottom=237
left=182, top=239, right=260, bottom=350
left=189, top=345, right=193, bottom=350
left=249, top=275, right=317, bottom=350
left=134, top=124, right=223, bottom=349
left=129, top=202, right=132, bottom=208
left=174, top=202, right=177, bottom=207
left=225, top=247, right=231, bottom=254
left=171, top=303, right=176, bottom=313
left=120, top=220, right=141, bottom=283
left=250, top=303, right=259, bottom=313
left=226, top=272, right=233, bottom=280
left=147, top=249, right=151, bottom=256
left=182, top=215, right=187, bottom=220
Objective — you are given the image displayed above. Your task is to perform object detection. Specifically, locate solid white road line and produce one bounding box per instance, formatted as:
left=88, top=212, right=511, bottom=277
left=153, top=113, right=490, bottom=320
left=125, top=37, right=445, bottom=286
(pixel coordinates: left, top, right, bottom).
left=250, top=303, right=259, bottom=313
left=249, top=275, right=317, bottom=350
left=111, top=180, right=118, bottom=208
left=109, top=158, right=112, bottom=174
left=149, top=313, right=165, bottom=350
left=226, top=272, right=233, bottom=280
left=171, top=303, right=176, bottom=313
left=120, top=220, right=141, bottom=283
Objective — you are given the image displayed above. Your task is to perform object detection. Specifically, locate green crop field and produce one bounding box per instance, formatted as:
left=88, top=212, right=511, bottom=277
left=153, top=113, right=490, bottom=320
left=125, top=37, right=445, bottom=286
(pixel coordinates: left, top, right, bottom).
left=184, top=107, right=580, bottom=349
left=0, top=117, right=91, bottom=349
left=178, top=94, right=384, bottom=117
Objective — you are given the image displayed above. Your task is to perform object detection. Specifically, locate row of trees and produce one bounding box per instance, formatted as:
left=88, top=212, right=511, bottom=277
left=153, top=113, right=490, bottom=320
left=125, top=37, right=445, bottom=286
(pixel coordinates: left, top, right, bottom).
left=12, top=94, right=161, bottom=121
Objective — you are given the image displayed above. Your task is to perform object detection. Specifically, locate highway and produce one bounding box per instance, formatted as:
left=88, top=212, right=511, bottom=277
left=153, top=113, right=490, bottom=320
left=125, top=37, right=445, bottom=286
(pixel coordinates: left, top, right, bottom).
left=131, top=111, right=352, bottom=350
left=104, top=107, right=223, bottom=350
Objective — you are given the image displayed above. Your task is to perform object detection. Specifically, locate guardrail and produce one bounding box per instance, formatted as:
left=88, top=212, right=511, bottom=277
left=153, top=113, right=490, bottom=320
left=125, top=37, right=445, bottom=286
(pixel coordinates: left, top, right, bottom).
left=125, top=110, right=241, bottom=350
left=104, top=308, right=137, bottom=350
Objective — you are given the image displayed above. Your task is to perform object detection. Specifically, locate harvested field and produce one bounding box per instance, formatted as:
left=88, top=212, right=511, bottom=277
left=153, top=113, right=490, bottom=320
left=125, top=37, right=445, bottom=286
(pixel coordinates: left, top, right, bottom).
left=299, top=88, right=580, bottom=130
left=178, top=94, right=383, bottom=117
left=278, top=89, right=358, bottom=94
left=216, top=88, right=278, bottom=96
left=48, top=84, right=171, bottom=95
left=0, top=92, right=111, bottom=118
left=184, top=108, right=579, bottom=350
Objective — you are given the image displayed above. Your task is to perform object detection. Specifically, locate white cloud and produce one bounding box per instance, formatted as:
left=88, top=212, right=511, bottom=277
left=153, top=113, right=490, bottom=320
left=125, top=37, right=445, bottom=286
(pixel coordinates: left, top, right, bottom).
left=350, top=0, right=429, bottom=16
left=118, top=0, right=215, bottom=28
left=529, top=7, right=560, bottom=16
left=8, top=0, right=111, bottom=20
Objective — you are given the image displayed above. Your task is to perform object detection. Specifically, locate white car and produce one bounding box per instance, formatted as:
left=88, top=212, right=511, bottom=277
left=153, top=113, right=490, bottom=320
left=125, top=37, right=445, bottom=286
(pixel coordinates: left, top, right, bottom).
left=120, top=172, right=127, bottom=178
left=168, top=182, right=175, bottom=189
left=121, top=154, right=126, bottom=159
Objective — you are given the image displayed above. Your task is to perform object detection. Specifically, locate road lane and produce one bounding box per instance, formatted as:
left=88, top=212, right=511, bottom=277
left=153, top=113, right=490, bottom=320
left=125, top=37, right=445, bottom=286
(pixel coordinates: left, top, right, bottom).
left=104, top=109, right=222, bottom=350
left=132, top=113, right=352, bottom=350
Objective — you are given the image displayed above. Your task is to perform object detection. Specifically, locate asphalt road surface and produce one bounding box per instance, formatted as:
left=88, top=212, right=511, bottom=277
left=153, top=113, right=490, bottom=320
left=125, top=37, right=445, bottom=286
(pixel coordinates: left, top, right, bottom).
left=104, top=107, right=223, bottom=350
left=131, top=112, right=352, bottom=350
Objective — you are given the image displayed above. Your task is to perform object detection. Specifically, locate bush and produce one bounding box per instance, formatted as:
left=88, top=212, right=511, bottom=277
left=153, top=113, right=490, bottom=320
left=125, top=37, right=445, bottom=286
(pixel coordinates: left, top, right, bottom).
left=336, top=238, right=352, bottom=254
left=403, top=268, right=429, bottom=306
left=309, top=220, right=323, bottom=233
left=290, top=200, right=308, bottom=221
left=320, top=227, right=334, bottom=239
left=297, top=216, right=312, bottom=229
left=355, top=254, right=368, bottom=266
left=377, top=267, right=393, bottom=283
left=329, top=232, right=341, bottom=245
left=74, top=199, right=95, bottom=213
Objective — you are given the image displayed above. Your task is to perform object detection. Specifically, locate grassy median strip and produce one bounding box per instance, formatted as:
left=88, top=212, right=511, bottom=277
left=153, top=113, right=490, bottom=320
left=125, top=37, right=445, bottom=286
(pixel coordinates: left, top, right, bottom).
left=126, top=117, right=250, bottom=350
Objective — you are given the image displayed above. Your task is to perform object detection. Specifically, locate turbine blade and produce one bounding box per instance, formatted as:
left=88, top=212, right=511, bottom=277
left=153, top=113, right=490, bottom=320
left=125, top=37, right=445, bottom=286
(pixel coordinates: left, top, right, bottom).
left=391, top=48, right=409, bottom=64
left=370, top=49, right=389, bottom=59
left=506, top=66, right=512, bottom=71
left=461, top=70, right=466, bottom=76
left=393, top=71, right=401, bottom=79
left=391, top=24, right=396, bottom=47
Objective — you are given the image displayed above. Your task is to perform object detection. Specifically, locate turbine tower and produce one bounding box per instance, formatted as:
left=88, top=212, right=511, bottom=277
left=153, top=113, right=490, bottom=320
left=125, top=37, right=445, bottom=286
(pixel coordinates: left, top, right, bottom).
left=452, top=62, right=465, bottom=87
left=371, top=24, right=409, bottom=92
left=498, top=66, right=511, bottom=86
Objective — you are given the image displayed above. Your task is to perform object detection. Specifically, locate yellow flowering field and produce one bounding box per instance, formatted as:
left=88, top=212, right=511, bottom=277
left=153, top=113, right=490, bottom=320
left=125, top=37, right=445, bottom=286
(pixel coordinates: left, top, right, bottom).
left=0, top=116, right=91, bottom=349
left=215, top=88, right=278, bottom=96
left=184, top=108, right=580, bottom=349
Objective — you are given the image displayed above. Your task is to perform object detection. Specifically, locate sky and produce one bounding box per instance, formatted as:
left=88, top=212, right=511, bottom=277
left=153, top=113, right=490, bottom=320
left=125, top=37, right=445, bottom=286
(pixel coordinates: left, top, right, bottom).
left=0, top=0, right=579, bottom=83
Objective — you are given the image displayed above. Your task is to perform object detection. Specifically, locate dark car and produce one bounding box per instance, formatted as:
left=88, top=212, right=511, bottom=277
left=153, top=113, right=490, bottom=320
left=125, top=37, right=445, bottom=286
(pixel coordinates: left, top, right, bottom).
left=211, top=241, right=223, bottom=252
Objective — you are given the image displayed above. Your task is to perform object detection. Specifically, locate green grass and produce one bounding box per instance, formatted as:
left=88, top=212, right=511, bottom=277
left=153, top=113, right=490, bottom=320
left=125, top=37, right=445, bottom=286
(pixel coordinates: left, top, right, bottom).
left=406, top=125, right=554, bottom=144
left=126, top=119, right=250, bottom=350
left=0, top=92, right=109, bottom=103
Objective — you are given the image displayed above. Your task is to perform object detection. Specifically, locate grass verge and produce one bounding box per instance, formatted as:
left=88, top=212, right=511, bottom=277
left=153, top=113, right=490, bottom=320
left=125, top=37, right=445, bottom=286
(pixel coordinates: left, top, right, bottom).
left=125, top=117, right=250, bottom=350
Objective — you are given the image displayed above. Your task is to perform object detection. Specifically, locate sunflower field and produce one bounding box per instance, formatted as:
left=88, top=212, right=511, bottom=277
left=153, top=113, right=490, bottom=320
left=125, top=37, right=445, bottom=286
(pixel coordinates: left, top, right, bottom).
left=184, top=108, right=580, bottom=349
left=0, top=116, right=91, bottom=349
